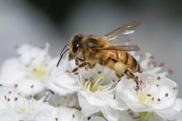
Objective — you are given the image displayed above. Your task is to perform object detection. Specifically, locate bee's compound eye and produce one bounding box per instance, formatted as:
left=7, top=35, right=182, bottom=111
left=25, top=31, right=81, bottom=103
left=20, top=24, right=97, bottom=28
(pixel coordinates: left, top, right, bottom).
left=72, top=34, right=82, bottom=53
left=73, top=43, right=80, bottom=53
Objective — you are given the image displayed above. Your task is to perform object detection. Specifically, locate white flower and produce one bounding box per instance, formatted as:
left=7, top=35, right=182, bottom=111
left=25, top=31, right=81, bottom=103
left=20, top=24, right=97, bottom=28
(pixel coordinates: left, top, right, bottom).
left=115, top=72, right=181, bottom=120
left=77, top=65, right=118, bottom=116
left=169, top=98, right=182, bottom=121
left=56, top=107, right=106, bottom=121
left=0, top=85, right=106, bottom=121
left=0, top=43, right=58, bottom=95
left=48, top=93, right=79, bottom=108
left=0, top=86, right=57, bottom=121
left=139, top=52, right=172, bottom=76
left=101, top=105, right=139, bottom=121
left=48, top=57, right=79, bottom=96
left=50, top=56, right=118, bottom=116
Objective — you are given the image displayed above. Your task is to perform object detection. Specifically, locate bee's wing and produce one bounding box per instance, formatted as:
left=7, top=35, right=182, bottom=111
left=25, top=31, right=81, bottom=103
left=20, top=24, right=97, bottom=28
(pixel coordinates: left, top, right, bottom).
left=96, top=45, right=140, bottom=51
left=102, top=20, right=143, bottom=42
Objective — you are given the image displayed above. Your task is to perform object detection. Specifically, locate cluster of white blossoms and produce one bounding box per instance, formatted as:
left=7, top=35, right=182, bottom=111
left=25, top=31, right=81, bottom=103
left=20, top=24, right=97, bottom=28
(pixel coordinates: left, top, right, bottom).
left=0, top=43, right=181, bottom=121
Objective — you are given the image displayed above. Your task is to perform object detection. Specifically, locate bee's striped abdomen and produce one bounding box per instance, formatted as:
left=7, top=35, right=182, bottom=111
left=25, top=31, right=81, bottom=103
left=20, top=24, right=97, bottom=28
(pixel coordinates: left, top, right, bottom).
left=117, top=51, right=140, bottom=73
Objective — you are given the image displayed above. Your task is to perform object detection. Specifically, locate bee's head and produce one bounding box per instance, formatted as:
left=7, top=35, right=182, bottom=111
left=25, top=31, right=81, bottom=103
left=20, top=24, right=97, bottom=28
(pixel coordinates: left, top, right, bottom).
left=68, top=34, right=83, bottom=60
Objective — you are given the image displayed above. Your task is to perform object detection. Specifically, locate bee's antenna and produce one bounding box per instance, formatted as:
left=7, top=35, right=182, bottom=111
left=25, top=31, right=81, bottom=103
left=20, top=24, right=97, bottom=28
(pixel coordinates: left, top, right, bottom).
left=57, top=44, right=69, bottom=67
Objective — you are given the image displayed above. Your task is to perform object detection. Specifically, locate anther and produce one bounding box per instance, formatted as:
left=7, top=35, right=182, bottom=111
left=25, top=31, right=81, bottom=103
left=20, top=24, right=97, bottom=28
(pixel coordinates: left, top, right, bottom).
left=15, top=84, right=18, bottom=88
left=47, top=89, right=55, bottom=95
left=14, top=97, right=18, bottom=101
left=147, top=94, right=151, bottom=97
left=88, top=117, right=91, bottom=120
left=165, top=93, right=168, bottom=97
left=31, top=85, right=34, bottom=88
left=55, top=117, right=58, bottom=121
left=113, top=94, right=116, bottom=99
left=157, top=76, right=161, bottom=81
left=168, top=69, right=173, bottom=74
left=43, top=100, right=47, bottom=102
left=158, top=62, right=164, bottom=67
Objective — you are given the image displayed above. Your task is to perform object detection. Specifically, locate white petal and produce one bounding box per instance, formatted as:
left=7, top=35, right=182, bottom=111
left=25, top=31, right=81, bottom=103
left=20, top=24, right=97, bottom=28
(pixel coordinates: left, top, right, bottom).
left=78, top=91, right=102, bottom=116
left=172, top=98, right=182, bottom=113
left=47, top=57, right=58, bottom=68
left=58, top=107, right=85, bottom=121
left=144, top=113, right=167, bottom=121
left=48, top=82, right=79, bottom=96
left=1, top=58, right=25, bottom=84
left=118, top=115, right=138, bottom=121
left=0, top=109, right=27, bottom=121
left=101, top=105, right=121, bottom=121
left=107, top=98, right=127, bottom=111
left=49, top=58, right=79, bottom=96
left=127, top=102, right=153, bottom=112
left=15, top=79, right=45, bottom=95
left=155, top=108, right=179, bottom=120
left=88, top=116, right=106, bottom=121
left=146, top=67, right=163, bottom=74
left=48, top=93, right=78, bottom=107
left=155, top=98, right=182, bottom=120
left=17, top=44, right=49, bottom=65
left=152, top=76, right=178, bottom=109
left=31, top=103, right=58, bottom=121
left=79, top=90, right=108, bottom=106
left=140, top=59, right=149, bottom=70
left=116, top=78, right=138, bottom=102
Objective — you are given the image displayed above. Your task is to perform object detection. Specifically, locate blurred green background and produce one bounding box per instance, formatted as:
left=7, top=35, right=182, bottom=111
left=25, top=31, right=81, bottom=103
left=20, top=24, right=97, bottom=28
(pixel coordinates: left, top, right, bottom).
left=0, top=0, right=182, bottom=97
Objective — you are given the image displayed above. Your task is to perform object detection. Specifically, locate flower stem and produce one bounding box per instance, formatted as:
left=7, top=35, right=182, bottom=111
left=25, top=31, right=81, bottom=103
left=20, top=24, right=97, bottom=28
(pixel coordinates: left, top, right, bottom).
left=98, top=112, right=104, bottom=117
left=77, top=106, right=82, bottom=111
left=139, top=112, right=148, bottom=121
left=33, top=94, right=39, bottom=100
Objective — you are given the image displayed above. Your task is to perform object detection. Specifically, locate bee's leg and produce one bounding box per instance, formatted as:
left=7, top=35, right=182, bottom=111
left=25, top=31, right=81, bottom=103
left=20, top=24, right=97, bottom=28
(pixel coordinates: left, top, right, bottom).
left=115, top=72, right=124, bottom=78
left=65, top=62, right=92, bottom=74
left=75, top=57, right=85, bottom=65
left=85, top=63, right=96, bottom=70
left=124, top=69, right=141, bottom=85
left=75, top=58, right=79, bottom=66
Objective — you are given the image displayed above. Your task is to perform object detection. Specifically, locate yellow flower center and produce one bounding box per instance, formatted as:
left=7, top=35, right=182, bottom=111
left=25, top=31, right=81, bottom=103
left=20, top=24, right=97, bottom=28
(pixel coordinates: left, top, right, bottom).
left=27, top=65, right=48, bottom=82
left=29, top=66, right=47, bottom=77
left=84, top=73, right=104, bottom=93
left=16, top=92, right=27, bottom=113
left=138, top=94, right=147, bottom=102
left=26, top=59, right=49, bottom=82
left=138, top=93, right=155, bottom=105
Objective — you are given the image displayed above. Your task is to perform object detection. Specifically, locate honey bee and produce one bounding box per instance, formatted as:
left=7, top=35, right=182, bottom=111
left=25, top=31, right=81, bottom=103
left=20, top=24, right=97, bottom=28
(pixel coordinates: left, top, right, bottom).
left=57, top=21, right=143, bottom=84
